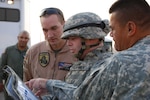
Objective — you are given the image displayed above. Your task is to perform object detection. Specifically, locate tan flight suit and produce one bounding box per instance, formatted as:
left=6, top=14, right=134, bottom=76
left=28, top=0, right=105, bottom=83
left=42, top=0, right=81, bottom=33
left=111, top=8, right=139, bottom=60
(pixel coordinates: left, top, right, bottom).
left=23, top=41, right=76, bottom=82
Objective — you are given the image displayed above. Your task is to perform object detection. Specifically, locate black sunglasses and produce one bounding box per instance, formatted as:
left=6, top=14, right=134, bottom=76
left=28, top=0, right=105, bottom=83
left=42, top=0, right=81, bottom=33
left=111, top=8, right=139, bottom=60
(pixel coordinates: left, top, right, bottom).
left=40, top=7, right=64, bottom=20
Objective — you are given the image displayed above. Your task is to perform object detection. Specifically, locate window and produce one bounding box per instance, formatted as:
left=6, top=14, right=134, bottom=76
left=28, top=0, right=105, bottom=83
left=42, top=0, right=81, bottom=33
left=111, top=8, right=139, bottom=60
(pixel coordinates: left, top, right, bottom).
left=0, top=7, right=20, bottom=22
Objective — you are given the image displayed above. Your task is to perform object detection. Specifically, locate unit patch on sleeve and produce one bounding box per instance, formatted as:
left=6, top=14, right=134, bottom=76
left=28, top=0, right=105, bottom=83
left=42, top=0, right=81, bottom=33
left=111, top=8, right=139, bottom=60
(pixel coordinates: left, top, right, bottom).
left=39, top=52, right=50, bottom=67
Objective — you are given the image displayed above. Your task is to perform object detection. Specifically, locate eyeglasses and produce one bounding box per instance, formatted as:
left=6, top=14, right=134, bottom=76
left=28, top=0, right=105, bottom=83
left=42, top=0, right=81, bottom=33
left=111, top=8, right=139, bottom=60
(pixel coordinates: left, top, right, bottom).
left=40, top=7, right=64, bottom=21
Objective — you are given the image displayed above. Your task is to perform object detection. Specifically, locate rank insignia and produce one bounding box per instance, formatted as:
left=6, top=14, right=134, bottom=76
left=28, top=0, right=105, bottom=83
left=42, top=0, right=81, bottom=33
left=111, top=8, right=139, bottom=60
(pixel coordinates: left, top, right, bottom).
left=39, top=52, right=50, bottom=67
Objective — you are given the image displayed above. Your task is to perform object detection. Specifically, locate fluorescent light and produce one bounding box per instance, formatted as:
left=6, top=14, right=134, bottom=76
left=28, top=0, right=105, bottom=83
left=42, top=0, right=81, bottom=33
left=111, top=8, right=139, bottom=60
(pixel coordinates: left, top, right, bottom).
left=7, top=0, right=14, bottom=4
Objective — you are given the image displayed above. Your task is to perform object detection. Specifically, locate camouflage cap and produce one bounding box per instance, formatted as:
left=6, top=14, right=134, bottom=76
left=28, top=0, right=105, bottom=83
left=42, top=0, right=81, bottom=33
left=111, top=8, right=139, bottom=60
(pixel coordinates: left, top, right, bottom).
left=61, top=12, right=110, bottom=39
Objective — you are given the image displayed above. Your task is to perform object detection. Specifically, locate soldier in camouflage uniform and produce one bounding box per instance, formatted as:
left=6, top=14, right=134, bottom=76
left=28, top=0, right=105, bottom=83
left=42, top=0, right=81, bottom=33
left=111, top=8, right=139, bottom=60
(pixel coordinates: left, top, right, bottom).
left=26, top=12, right=112, bottom=100
left=73, top=0, right=150, bottom=100
left=62, top=12, right=112, bottom=87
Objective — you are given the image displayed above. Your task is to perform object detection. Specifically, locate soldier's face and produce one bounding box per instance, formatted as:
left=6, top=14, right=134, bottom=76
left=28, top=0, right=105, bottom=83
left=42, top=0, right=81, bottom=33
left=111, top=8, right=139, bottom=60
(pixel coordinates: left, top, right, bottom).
left=109, top=12, right=129, bottom=51
left=67, top=37, right=82, bottom=54
left=40, top=15, right=64, bottom=46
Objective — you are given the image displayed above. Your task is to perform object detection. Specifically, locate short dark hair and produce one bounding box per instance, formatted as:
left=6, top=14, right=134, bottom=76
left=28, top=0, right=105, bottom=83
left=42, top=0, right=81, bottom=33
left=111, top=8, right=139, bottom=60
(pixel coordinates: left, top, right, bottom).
left=109, top=0, right=150, bottom=27
left=40, top=7, right=65, bottom=23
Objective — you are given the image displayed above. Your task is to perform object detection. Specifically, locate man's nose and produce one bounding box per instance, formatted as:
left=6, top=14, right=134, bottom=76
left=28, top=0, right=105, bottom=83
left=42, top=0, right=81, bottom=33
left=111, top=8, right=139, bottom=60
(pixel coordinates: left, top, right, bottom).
left=67, top=40, right=72, bottom=46
left=47, top=31, right=54, bottom=38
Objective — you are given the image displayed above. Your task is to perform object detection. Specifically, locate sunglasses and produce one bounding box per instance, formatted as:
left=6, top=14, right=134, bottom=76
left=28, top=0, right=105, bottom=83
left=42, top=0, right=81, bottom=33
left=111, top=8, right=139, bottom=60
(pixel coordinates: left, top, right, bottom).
left=40, top=7, right=64, bottom=20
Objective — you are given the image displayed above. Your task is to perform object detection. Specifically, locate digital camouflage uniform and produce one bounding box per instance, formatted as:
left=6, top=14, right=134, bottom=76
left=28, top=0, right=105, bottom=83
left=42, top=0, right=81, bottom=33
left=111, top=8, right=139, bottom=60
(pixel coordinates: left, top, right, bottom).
left=44, top=49, right=112, bottom=100
left=62, top=12, right=111, bottom=87
left=42, top=12, right=112, bottom=100
left=65, top=47, right=112, bottom=86
left=74, top=35, right=150, bottom=100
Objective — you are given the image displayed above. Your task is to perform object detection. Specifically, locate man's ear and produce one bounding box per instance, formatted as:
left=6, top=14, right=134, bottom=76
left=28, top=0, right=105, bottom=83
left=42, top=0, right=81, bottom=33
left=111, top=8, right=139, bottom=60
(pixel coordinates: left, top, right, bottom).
left=127, top=21, right=136, bottom=36
left=17, top=36, right=19, bottom=40
left=62, top=21, right=65, bottom=26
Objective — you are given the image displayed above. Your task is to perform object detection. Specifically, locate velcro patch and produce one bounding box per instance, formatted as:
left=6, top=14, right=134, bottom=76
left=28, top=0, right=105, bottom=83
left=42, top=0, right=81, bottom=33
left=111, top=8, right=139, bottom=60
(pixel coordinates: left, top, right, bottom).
left=39, top=52, right=50, bottom=67
left=58, top=62, right=72, bottom=71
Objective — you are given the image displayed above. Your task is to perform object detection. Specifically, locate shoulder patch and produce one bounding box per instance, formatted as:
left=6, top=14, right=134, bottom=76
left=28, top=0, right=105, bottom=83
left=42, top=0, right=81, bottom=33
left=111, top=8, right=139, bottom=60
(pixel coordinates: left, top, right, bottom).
left=39, top=52, right=50, bottom=67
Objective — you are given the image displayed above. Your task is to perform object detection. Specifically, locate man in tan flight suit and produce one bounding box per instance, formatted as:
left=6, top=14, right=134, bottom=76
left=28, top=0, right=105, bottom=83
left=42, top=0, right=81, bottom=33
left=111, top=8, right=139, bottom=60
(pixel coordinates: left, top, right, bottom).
left=23, top=7, right=76, bottom=82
